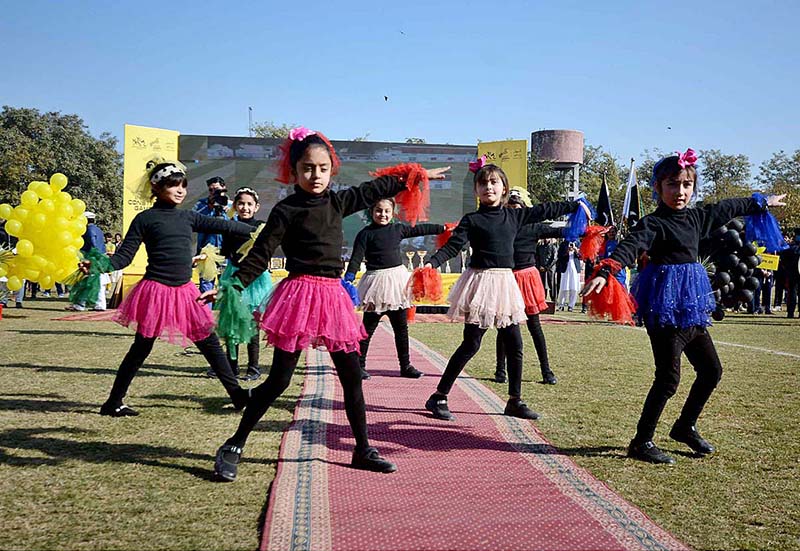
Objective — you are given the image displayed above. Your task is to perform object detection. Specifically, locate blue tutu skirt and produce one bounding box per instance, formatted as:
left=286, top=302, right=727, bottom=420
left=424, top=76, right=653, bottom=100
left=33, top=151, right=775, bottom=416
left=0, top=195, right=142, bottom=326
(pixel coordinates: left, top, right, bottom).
left=631, top=262, right=715, bottom=328
left=217, top=263, right=273, bottom=313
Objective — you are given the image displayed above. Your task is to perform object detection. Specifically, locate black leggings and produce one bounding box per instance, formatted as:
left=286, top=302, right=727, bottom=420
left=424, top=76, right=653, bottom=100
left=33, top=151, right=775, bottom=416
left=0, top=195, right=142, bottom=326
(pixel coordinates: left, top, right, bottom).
left=360, top=309, right=410, bottom=370
left=496, top=313, right=550, bottom=375
left=634, top=325, right=723, bottom=443
left=105, top=332, right=242, bottom=407
left=226, top=330, right=261, bottom=372
left=227, top=347, right=369, bottom=451
left=437, top=323, right=524, bottom=398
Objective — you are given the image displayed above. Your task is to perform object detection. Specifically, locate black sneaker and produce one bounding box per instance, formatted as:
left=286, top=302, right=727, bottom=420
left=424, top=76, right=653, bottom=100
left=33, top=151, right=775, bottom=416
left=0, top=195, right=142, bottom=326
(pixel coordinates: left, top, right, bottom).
left=541, top=370, right=558, bottom=385
left=425, top=394, right=454, bottom=420
left=214, top=444, right=243, bottom=482
left=99, top=403, right=139, bottom=417
left=504, top=398, right=540, bottom=420
left=400, top=365, right=423, bottom=378
left=627, top=440, right=676, bottom=465
left=360, top=369, right=371, bottom=380
left=241, top=367, right=261, bottom=381
left=204, top=369, right=218, bottom=379
left=493, top=369, right=507, bottom=384
left=232, top=387, right=251, bottom=411
left=351, top=446, right=397, bottom=473
left=669, top=423, right=715, bottom=455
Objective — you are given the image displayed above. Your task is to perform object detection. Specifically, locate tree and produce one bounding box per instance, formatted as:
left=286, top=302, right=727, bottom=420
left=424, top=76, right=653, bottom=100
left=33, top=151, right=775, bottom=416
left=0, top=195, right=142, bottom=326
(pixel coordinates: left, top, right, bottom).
left=0, top=106, right=123, bottom=230
left=250, top=120, right=295, bottom=139
left=696, top=149, right=753, bottom=202
left=580, top=144, right=625, bottom=220
left=757, top=149, right=800, bottom=230
left=526, top=152, right=564, bottom=204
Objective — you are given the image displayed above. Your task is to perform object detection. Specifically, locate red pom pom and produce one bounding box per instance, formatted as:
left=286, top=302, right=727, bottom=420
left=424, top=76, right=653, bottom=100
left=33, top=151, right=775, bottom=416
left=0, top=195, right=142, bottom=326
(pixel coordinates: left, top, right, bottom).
left=579, top=225, right=610, bottom=262
left=371, top=163, right=430, bottom=225
left=408, top=266, right=443, bottom=303
left=584, top=260, right=636, bottom=325
left=436, top=222, right=458, bottom=249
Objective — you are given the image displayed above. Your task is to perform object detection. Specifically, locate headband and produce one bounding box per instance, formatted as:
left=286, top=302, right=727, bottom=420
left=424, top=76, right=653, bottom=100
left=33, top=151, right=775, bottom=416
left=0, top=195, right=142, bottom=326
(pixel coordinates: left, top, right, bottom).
left=150, top=164, right=185, bottom=185
left=234, top=187, right=259, bottom=203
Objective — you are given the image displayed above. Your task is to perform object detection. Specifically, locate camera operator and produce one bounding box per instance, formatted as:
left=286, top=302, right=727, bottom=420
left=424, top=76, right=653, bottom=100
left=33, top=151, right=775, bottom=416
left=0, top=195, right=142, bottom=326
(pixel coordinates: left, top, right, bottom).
left=192, top=176, right=233, bottom=296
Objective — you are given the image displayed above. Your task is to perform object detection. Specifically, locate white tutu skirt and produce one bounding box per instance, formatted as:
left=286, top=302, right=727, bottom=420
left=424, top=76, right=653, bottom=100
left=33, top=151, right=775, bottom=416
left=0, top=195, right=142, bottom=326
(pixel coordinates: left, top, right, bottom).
left=446, top=268, right=527, bottom=329
left=357, top=265, right=412, bottom=313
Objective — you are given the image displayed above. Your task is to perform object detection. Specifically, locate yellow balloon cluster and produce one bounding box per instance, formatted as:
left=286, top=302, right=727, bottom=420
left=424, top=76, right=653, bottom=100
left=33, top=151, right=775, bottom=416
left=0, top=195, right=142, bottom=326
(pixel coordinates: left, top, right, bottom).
left=0, top=174, right=87, bottom=292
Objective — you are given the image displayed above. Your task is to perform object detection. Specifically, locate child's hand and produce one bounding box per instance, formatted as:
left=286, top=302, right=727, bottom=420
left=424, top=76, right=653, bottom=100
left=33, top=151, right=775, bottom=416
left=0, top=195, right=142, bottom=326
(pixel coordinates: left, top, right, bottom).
left=426, top=166, right=451, bottom=180
left=579, top=201, right=592, bottom=218
left=423, top=262, right=433, bottom=269
left=191, top=253, right=207, bottom=267
left=580, top=276, right=606, bottom=296
left=196, top=288, right=218, bottom=305
left=78, top=260, right=91, bottom=275
left=767, top=194, right=787, bottom=207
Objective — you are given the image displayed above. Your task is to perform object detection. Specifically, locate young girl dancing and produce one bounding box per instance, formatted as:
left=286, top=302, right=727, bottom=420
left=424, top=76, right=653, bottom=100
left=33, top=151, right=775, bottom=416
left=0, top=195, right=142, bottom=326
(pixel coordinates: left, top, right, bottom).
left=86, top=162, right=254, bottom=417
left=423, top=161, right=589, bottom=421
left=218, top=187, right=272, bottom=381
left=344, top=197, right=445, bottom=379
left=494, top=187, right=563, bottom=385
left=582, top=149, right=786, bottom=464
left=208, top=127, right=450, bottom=480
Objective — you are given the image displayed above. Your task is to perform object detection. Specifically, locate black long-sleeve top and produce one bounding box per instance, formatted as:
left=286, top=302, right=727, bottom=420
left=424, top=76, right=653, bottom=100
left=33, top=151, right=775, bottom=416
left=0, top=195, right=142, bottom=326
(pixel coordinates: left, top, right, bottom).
left=109, top=201, right=253, bottom=286
left=345, top=222, right=445, bottom=274
left=601, top=198, right=766, bottom=276
left=220, top=217, right=263, bottom=267
left=513, top=223, right=564, bottom=270
left=235, top=176, right=408, bottom=286
left=428, top=201, right=578, bottom=270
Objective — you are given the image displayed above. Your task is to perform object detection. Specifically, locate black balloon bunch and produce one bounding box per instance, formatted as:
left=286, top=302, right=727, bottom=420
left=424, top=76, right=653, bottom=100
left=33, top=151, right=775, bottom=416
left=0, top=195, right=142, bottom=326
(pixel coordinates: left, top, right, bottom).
left=703, top=218, right=762, bottom=320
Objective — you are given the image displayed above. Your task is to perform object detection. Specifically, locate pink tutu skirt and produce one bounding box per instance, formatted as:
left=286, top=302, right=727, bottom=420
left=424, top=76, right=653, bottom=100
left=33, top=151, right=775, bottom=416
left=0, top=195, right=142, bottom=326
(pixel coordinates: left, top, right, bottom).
left=257, top=274, right=367, bottom=354
left=113, top=280, right=216, bottom=347
left=446, top=268, right=527, bottom=329
left=514, top=266, right=549, bottom=315
left=357, top=265, right=412, bottom=313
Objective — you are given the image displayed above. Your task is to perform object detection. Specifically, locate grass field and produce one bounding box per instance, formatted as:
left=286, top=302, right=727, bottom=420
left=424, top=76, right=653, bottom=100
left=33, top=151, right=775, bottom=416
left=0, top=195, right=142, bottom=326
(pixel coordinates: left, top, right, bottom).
left=0, top=299, right=798, bottom=550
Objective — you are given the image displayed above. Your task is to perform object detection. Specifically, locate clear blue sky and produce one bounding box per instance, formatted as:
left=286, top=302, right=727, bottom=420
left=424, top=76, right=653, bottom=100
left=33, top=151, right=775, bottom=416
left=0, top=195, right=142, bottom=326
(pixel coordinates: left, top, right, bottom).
left=1, top=0, right=797, bottom=170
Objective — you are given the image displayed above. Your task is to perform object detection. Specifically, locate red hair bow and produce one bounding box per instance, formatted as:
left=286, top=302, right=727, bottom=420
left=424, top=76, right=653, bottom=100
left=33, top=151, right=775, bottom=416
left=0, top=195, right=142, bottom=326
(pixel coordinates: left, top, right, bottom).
left=676, top=148, right=697, bottom=168
left=468, top=155, right=487, bottom=173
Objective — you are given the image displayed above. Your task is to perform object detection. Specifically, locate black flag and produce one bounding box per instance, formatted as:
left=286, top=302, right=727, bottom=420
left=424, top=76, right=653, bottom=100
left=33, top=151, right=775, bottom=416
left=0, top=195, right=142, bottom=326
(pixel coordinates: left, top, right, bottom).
left=595, top=172, right=614, bottom=227
left=626, top=183, right=642, bottom=230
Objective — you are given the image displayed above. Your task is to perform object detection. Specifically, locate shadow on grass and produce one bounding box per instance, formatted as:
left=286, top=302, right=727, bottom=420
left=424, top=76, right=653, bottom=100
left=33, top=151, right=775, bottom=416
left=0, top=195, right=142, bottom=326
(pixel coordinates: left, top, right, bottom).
left=0, top=426, right=275, bottom=478
left=8, top=329, right=130, bottom=337
left=0, top=362, right=204, bottom=378
left=0, top=393, right=97, bottom=414
left=144, top=392, right=296, bottom=417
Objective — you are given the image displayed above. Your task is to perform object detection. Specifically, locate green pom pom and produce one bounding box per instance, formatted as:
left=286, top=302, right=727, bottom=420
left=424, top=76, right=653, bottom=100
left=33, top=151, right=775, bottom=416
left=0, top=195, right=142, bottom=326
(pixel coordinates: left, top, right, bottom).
left=216, top=278, right=257, bottom=360
left=68, top=250, right=115, bottom=307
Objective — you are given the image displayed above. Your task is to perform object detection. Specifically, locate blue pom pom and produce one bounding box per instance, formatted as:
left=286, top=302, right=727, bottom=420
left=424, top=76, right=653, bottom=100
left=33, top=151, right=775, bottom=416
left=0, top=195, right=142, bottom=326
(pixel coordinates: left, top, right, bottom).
left=341, top=279, right=360, bottom=306
left=746, top=193, right=788, bottom=253
left=564, top=197, right=594, bottom=242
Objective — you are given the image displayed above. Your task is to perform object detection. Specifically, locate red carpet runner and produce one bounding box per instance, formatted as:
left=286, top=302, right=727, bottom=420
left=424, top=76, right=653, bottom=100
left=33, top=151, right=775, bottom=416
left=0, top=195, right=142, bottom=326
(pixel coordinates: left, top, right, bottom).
left=260, top=325, right=689, bottom=551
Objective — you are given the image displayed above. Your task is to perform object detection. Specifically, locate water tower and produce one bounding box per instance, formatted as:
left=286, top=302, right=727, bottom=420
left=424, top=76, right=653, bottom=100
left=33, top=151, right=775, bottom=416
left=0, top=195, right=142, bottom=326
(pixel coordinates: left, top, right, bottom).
left=530, top=130, right=584, bottom=200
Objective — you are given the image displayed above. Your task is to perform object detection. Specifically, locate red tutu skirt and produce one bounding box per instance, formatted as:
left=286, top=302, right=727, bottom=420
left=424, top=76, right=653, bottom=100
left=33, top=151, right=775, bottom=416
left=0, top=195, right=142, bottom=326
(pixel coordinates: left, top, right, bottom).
left=113, top=280, right=216, bottom=347
left=514, top=266, right=549, bottom=315
left=256, top=274, right=367, bottom=354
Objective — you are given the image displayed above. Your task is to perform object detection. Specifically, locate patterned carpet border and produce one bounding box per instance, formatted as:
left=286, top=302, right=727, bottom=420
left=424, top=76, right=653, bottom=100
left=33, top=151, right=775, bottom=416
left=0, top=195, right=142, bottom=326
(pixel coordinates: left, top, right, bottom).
left=260, top=350, right=333, bottom=551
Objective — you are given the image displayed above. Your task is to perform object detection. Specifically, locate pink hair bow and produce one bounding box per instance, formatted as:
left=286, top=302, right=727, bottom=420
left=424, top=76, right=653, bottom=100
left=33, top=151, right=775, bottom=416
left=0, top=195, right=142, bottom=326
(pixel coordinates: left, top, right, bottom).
left=288, top=126, right=316, bottom=141
left=468, top=155, right=487, bottom=173
left=676, top=148, right=697, bottom=168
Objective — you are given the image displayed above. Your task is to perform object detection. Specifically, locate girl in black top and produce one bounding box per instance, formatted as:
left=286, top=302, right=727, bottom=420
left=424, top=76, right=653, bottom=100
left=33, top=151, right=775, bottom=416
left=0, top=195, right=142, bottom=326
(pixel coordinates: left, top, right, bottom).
left=423, top=161, right=587, bottom=422
left=582, top=149, right=786, bottom=464
left=344, top=197, right=445, bottom=379
left=85, top=163, right=254, bottom=417
left=217, top=187, right=272, bottom=381
left=207, top=127, right=450, bottom=481
left=494, top=187, right=564, bottom=385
